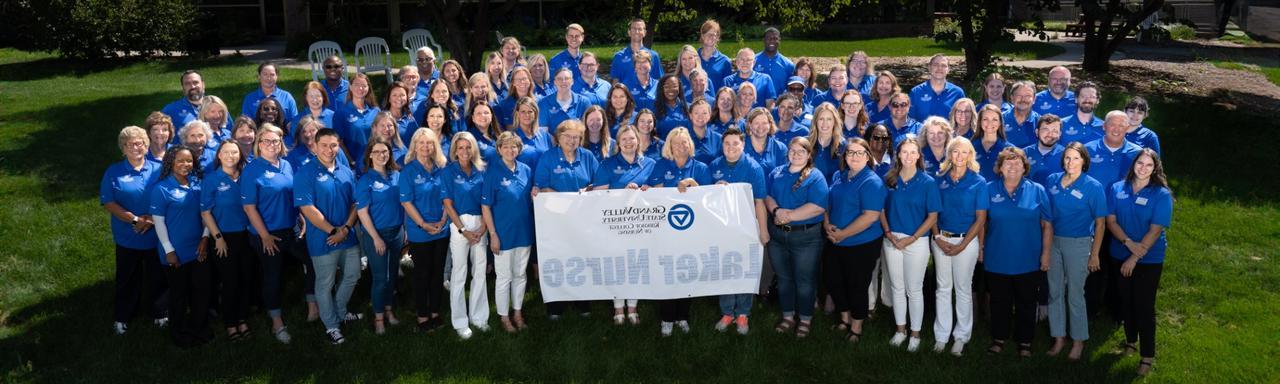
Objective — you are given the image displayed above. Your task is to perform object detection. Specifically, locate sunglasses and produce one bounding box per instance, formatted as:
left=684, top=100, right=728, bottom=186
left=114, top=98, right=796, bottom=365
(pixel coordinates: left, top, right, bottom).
left=871, top=136, right=890, bottom=141
left=324, top=64, right=343, bottom=69
left=890, top=102, right=909, bottom=108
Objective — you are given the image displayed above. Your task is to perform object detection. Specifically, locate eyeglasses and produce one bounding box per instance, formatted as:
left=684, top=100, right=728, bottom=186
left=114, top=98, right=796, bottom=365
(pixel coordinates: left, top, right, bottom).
left=260, top=139, right=282, bottom=145
left=845, top=149, right=869, bottom=157
left=262, top=106, right=279, bottom=111
left=370, top=149, right=390, bottom=155
left=871, top=136, right=890, bottom=141
left=416, top=57, right=435, bottom=63
left=125, top=141, right=147, bottom=148
left=324, top=64, right=343, bottom=70
left=843, top=101, right=862, bottom=107
left=890, top=102, right=909, bottom=108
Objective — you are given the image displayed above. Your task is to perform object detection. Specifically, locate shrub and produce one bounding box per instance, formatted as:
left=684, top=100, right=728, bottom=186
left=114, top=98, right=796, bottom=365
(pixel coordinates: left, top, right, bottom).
left=1162, top=23, right=1196, bottom=40
left=1, top=0, right=197, bottom=59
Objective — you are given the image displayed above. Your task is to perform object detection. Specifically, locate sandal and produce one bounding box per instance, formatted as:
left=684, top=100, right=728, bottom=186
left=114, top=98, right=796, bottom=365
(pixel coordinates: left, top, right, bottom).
left=513, top=312, right=528, bottom=330
left=373, top=318, right=386, bottom=335
left=1018, top=343, right=1033, bottom=358
left=844, top=330, right=862, bottom=343
left=227, top=329, right=242, bottom=342
left=1119, top=342, right=1138, bottom=355
left=627, top=312, right=640, bottom=325
left=830, top=319, right=851, bottom=332
left=987, top=340, right=1006, bottom=355
left=500, top=316, right=517, bottom=333
left=774, top=318, right=796, bottom=333
left=1137, top=358, right=1154, bottom=375
left=795, top=320, right=812, bottom=338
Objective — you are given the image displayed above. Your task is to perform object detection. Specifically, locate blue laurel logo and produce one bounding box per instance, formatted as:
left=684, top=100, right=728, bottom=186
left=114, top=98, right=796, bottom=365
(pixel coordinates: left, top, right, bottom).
left=668, top=204, right=694, bottom=231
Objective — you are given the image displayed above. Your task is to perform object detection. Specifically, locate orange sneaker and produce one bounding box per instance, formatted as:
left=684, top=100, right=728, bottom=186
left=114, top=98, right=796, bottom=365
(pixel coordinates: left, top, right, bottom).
left=714, top=315, right=733, bottom=332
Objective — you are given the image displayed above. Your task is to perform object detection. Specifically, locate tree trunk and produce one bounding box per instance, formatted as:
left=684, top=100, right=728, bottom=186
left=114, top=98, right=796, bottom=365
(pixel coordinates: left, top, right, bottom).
left=423, top=0, right=493, bottom=72
left=1079, top=0, right=1162, bottom=73
left=643, top=0, right=664, bottom=48
left=958, top=0, right=1009, bottom=81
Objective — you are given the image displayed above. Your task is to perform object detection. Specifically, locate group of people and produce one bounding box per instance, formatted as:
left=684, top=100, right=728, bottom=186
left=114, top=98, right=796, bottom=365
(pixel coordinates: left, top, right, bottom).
left=101, top=18, right=1172, bottom=375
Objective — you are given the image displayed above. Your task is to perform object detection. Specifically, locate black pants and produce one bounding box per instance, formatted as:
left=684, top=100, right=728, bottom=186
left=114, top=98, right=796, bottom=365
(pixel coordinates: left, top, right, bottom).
left=826, top=238, right=882, bottom=320
left=249, top=229, right=313, bottom=316
left=165, top=258, right=212, bottom=346
left=659, top=298, right=691, bottom=322
left=214, top=231, right=255, bottom=327
left=1114, top=259, right=1163, bottom=358
left=987, top=270, right=1038, bottom=344
left=408, top=238, right=448, bottom=317
left=113, top=245, right=168, bottom=323
left=546, top=301, right=591, bottom=317
left=1086, top=232, right=1122, bottom=319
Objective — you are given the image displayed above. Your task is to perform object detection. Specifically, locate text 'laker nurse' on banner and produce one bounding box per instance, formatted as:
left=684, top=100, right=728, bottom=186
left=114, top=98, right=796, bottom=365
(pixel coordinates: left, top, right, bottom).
left=533, top=183, right=763, bottom=302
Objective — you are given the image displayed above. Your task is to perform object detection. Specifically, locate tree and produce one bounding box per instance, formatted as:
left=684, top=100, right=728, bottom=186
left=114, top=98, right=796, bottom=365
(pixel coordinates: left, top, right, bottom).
left=942, top=0, right=1013, bottom=81
left=1076, top=0, right=1164, bottom=72
left=419, top=0, right=519, bottom=72
left=1, top=0, right=197, bottom=59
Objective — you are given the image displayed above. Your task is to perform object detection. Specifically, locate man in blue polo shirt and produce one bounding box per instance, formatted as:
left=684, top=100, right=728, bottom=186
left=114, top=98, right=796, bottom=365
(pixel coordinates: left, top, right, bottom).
left=723, top=48, right=777, bottom=108
left=1035, top=66, right=1076, bottom=117
left=550, top=24, right=586, bottom=82
left=162, top=70, right=205, bottom=128
left=241, top=63, right=298, bottom=123
left=294, top=128, right=361, bottom=345
left=1084, top=111, right=1142, bottom=191
left=1003, top=80, right=1041, bottom=148
left=909, top=54, right=965, bottom=122
left=1024, top=114, right=1066, bottom=186
left=415, top=47, right=440, bottom=93
left=755, top=28, right=795, bottom=98
left=321, top=56, right=349, bottom=110
left=611, top=18, right=663, bottom=85
left=1060, top=82, right=1103, bottom=146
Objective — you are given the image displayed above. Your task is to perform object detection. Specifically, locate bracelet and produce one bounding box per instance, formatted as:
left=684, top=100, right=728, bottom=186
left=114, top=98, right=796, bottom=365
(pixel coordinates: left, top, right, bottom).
left=328, top=227, right=339, bottom=236
left=770, top=207, right=780, bottom=216
left=214, top=233, right=223, bottom=239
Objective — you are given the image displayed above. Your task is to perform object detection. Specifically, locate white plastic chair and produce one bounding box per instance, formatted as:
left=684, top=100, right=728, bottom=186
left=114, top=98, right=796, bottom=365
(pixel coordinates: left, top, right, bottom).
left=308, top=40, right=344, bottom=82
left=354, top=37, right=393, bottom=85
left=401, top=28, right=443, bottom=66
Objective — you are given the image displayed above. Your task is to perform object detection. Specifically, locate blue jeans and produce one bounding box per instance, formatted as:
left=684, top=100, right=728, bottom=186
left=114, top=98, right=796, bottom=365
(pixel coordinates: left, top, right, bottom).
left=719, top=294, right=753, bottom=317
left=1049, top=235, right=1092, bottom=340
left=312, top=246, right=362, bottom=330
left=359, top=226, right=404, bottom=316
left=767, top=223, right=824, bottom=321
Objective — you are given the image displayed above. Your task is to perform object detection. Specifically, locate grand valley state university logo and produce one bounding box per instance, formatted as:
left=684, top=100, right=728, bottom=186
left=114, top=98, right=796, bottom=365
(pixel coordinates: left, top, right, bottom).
left=667, top=204, right=694, bottom=231
left=599, top=203, right=695, bottom=235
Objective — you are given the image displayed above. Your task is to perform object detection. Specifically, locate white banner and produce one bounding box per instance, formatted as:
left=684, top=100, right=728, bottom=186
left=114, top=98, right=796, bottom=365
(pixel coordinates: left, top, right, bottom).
left=533, top=184, right=764, bottom=302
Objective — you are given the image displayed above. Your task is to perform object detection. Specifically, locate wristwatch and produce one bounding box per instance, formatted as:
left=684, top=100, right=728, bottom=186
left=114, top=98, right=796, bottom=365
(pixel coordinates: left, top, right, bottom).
left=329, top=227, right=340, bottom=236
left=214, top=233, right=223, bottom=239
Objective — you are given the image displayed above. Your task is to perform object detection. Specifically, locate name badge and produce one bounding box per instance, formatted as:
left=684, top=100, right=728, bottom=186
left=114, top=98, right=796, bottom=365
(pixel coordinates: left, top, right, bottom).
left=1070, top=189, right=1083, bottom=199
left=1135, top=197, right=1149, bottom=206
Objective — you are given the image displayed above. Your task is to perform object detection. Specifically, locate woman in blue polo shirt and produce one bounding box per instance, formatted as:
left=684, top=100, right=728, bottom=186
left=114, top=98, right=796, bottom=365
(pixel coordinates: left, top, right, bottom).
left=712, top=87, right=740, bottom=132
left=823, top=137, right=885, bottom=343
left=929, top=137, right=987, bottom=356
left=441, top=132, right=492, bottom=339
left=765, top=136, right=829, bottom=339
left=1044, top=142, right=1108, bottom=360
left=590, top=125, right=656, bottom=326
left=644, top=128, right=713, bottom=336
left=708, top=128, right=769, bottom=334
left=355, top=139, right=404, bottom=335
left=498, top=66, right=538, bottom=128
left=983, top=147, right=1053, bottom=358
left=635, top=110, right=664, bottom=159
left=865, top=124, right=893, bottom=178
left=583, top=106, right=614, bottom=160
left=367, top=113, right=408, bottom=170
left=102, top=126, right=166, bottom=336
left=535, top=120, right=600, bottom=319
left=333, top=73, right=381, bottom=163
left=973, top=104, right=1013, bottom=182
left=483, top=132, right=536, bottom=332
left=539, top=68, right=591, bottom=131
left=808, top=103, right=844, bottom=182
left=918, top=117, right=952, bottom=175
left=294, top=82, right=335, bottom=145
left=654, top=74, right=690, bottom=139
left=242, top=124, right=314, bottom=344
left=150, top=146, right=211, bottom=347
left=743, top=108, right=788, bottom=173
left=383, top=84, right=419, bottom=147
left=879, top=137, right=940, bottom=351
left=606, top=84, right=637, bottom=137
left=510, top=97, right=554, bottom=170
left=687, top=99, right=722, bottom=164
left=400, top=128, right=451, bottom=332
left=1106, top=149, right=1173, bottom=376
left=467, top=101, right=503, bottom=164
left=420, top=104, right=457, bottom=158
left=200, top=141, right=254, bottom=341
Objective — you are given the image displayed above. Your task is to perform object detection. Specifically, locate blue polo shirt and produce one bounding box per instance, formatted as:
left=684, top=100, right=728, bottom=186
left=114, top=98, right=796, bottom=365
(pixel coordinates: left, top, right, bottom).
left=333, top=102, right=381, bottom=162
left=709, top=156, right=767, bottom=199
left=573, top=78, right=611, bottom=106
left=689, top=128, right=723, bottom=165
left=774, top=124, right=810, bottom=145
left=610, top=45, right=663, bottom=85
left=534, top=147, right=599, bottom=192
left=355, top=170, right=403, bottom=230
left=921, top=146, right=945, bottom=176
left=1060, top=113, right=1103, bottom=146
left=868, top=102, right=892, bottom=127
left=395, top=113, right=420, bottom=148
left=974, top=139, right=1013, bottom=182
left=1046, top=172, right=1107, bottom=237
left=656, top=104, right=691, bottom=139
left=936, top=170, right=989, bottom=234
left=289, top=109, right=335, bottom=145
left=1084, top=139, right=1142, bottom=191
left=849, top=74, right=876, bottom=103
left=201, top=167, right=248, bottom=233
left=980, top=100, right=1013, bottom=115
left=608, top=111, right=638, bottom=137
left=624, top=77, right=659, bottom=112
left=284, top=146, right=350, bottom=172
left=884, top=172, right=941, bottom=234
left=440, top=162, right=485, bottom=216
left=399, top=160, right=450, bottom=243
left=162, top=98, right=201, bottom=129
left=1002, top=110, right=1041, bottom=148
left=909, top=81, right=965, bottom=122
left=984, top=178, right=1053, bottom=275
left=766, top=165, right=829, bottom=226
left=642, top=138, right=664, bottom=160
left=1107, top=181, right=1173, bottom=264
left=513, top=126, right=553, bottom=170
left=684, top=88, right=716, bottom=106
left=294, top=160, right=358, bottom=255
left=240, top=157, right=296, bottom=234
left=592, top=154, right=656, bottom=189
left=647, top=158, right=711, bottom=187
left=754, top=51, right=795, bottom=95
left=323, top=79, right=350, bottom=110
left=723, top=71, right=776, bottom=107
left=1126, top=125, right=1162, bottom=155
left=700, top=49, right=733, bottom=91
left=495, top=96, right=522, bottom=128
left=101, top=160, right=161, bottom=249
left=241, top=88, right=299, bottom=123
left=482, top=161, right=534, bottom=250
left=882, top=118, right=922, bottom=147
left=491, top=80, right=509, bottom=102
left=149, top=176, right=204, bottom=265
left=812, top=140, right=843, bottom=183
left=829, top=166, right=887, bottom=246
left=1024, top=143, right=1065, bottom=186
left=549, top=49, right=583, bottom=81
left=1034, top=90, right=1076, bottom=118
left=745, top=137, right=788, bottom=173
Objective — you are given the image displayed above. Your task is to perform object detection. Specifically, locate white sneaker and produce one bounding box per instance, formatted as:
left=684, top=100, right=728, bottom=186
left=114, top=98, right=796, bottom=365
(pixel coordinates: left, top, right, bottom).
left=951, top=340, right=967, bottom=356
left=326, top=328, right=345, bottom=345
left=473, top=322, right=490, bottom=332
left=907, top=337, right=921, bottom=352
left=456, top=327, right=473, bottom=340
left=153, top=317, right=169, bottom=328
left=343, top=312, right=364, bottom=322
left=361, top=256, right=368, bottom=271
left=113, top=322, right=128, bottom=335
left=676, top=320, right=690, bottom=333
left=889, top=332, right=908, bottom=346
left=273, top=326, right=292, bottom=344
left=933, top=341, right=947, bottom=353
left=660, top=321, right=674, bottom=337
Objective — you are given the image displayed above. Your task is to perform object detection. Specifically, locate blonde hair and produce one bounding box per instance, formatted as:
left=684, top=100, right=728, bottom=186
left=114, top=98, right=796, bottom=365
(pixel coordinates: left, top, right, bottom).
left=527, top=54, right=549, bottom=84
left=370, top=112, right=406, bottom=149
left=661, top=127, right=695, bottom=160
left=449, top=131, right=487, bottom=171
left=566, top=23, right=584, bottom=34
left=938, top=136, right=980, bottom=175
left=676, top=45, right=701, bottom=76
left=254, top=123, right=289, bottom=158
left=199, top=96, right=230, bottom=127
left=118, top=126, right=149, bottom=152
left=406, top=127, right=447, bottom=169
left=553, top=119, right=587, bottom=148
left=466, top=72, right=496, bottom=115
left=949, top=98, right=979, bottom=136
left=920, top=116, right=954, bottom=146
left=745, top=107, right=777, bottom=136
left=808, top=103, right=843, bottom=159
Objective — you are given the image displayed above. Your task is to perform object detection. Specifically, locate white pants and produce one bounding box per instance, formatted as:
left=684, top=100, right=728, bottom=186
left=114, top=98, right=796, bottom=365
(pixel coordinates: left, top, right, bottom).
left=494, top=246, right=530, bottom=316
left=931, top=235, right=980, bottom=343
left=613, top=299, right=638, bottom=309
left=869, top=257, right=891, bottom=310
left=449, top=214, right=490, bottom=330
left=883, top=233, right=931, bottom=332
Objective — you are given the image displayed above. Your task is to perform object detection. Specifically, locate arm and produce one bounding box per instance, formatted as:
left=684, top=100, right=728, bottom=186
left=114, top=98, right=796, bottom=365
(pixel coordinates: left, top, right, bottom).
left=482, top=205, right=501, bottom=254
left=1088, top=218, right=1105, bottom=272
left=298, top=205, right=346, bottom=246
left=1039, top=220, right=1053, bottom=271
left=153, top=215, right=179, bottom=267
left=947, top=211, right=987, bottom=256
left=754, top=199, right=770, bottom=245
left=787, top=203, right=826, bottom=223
left=896, top=212, right=937, bottom=249
left=200, top=210, right=228, bottom=257
left=402, top=201, right=430, bottom=232
left=357, top=207, right=385, bottom=255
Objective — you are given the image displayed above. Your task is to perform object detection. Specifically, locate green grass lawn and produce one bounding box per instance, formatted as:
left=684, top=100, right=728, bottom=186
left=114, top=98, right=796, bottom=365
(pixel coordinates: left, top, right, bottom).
left=1, top=49, right=1277, bottom=383
left=1212, top=61, right=1280, bottom=86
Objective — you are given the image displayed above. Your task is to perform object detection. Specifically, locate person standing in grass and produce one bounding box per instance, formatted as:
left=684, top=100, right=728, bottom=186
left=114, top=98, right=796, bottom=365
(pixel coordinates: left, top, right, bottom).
left=333, top=73, right=381, bottom=165
left=162, top=70, right=205, bottom=128
left=823, top=137, right=885, bottom=343
left=294, top=128, right=361, bottom=345
left=550, top=24, right=586, bottom=82
left=535, top=120, right=599, bottom=320
left=1045, top=142, right=1108, bottom=360
left=400, top=128, right=451, bottom=333
left=879, top=137, right=939, bottom=352
left=441, top=132, right=492, bottom=339
left=1123, top=97, right=1162, bottom=155
left=982, top=147, right=1053, bottom=358
left=1034, top=66, right=1076, bottom=118
left=354, top=139, right=405, bottom=336
left=611, top=18, right=663, bottom=86
left=200, top=141, right=254, bottom=341
left=723, top=48, right=776, bottom=108
left=1106, top=148, right=1173, bottom=376
left=755, top=27, right=794, bottom=98
left=590, top=125, right=657, bottom=326
left=102, top=126, right=167, bottom=336
left=697, top=19, right=732, bottom=92
left=709, top=128, right=768, bottom=334
left=646, top=128, right=713, bottom=337
left=483, top=132, right=536, bottom=333
left=150, top=145, right=213, bottom=348
left=930, top=136, right=987, bottom=356
left=765, top=136, right=829, bottom=339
